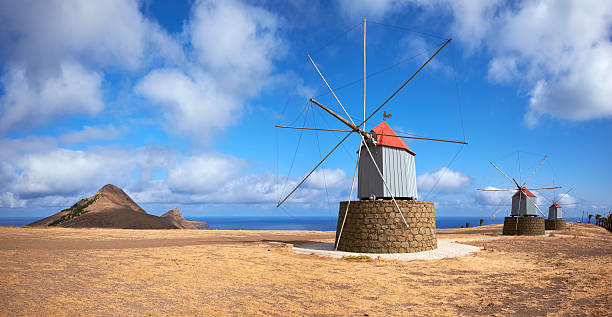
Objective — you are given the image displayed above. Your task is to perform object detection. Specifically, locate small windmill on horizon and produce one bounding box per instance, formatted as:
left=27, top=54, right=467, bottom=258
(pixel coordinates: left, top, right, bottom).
left=478, top=154, right=560, bottom=235
left=542, top=186, right=576, bottom=230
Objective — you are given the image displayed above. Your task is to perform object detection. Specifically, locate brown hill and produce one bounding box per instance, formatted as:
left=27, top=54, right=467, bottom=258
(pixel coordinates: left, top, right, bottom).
left=160, top=207, right=211, bottom=230
left=160, top=207, right=196, bottom=229
left=27, top=184, right=201, bottom=229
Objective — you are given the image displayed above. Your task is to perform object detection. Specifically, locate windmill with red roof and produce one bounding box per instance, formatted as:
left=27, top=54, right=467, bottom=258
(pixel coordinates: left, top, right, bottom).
left=478, top=155, right=561, bottom=235
left=274, top=19, right=468, bottom=253
left=543, top=186, right=575, bottom=230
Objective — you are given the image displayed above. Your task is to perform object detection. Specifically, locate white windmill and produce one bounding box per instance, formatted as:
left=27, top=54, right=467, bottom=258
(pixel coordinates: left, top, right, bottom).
left=478, top=155, right=561, bottom=235
left=276, top=20, right=467, bottom=253
left=542, top=187, right=575, bottom=230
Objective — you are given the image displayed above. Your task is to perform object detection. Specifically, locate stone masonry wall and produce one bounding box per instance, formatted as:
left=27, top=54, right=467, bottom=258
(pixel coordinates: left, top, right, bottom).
left=503, top=217, right=545, bottom=236
left=545, top=219, right=567, bottom=230
left=335, top=200, right=437, bottom=253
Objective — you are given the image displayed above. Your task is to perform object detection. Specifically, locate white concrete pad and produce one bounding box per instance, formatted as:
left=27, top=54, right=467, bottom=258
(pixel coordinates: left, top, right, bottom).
left=292, top=239, right=483, bottom=261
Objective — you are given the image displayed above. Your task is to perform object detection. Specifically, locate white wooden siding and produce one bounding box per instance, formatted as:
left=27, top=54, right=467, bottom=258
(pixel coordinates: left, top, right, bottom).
left=357, top=145, right=418, bottom=199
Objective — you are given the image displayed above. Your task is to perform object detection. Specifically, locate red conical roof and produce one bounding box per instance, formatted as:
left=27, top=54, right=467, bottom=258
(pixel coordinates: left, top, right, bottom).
left=550, top=202, right=561, bottom=208
left=512, top=187, right=536, bottom=197
left=371, top=121, right=415, bottom=155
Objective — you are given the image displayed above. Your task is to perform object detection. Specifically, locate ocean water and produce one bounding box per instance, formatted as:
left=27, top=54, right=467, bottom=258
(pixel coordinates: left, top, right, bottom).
left=0, top=216, right=581, bottom=230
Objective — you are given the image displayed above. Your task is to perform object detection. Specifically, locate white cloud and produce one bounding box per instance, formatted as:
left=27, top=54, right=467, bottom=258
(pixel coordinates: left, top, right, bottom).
left=0, top=0, right=147, bottom=71
left=190, top=0, right=284, bottom=94
left=305, top=168, right=347, bottom=189
left=338, top=0, right=612, bottom=125
left=0, top=62, right=103, bottom=133
left=135, top=68, right=238, bottom=137
left=12, top=148, right=135, bottom=199
left=0, top=0, right=183, bottom=133
left=474, top=186, right=512, bottom=206
left=59, top=125, right=121, bottom=144
left=0, top=136, right=345, bottom=208
left=0, top=192, right=26, bottom=208
left=136, top=0, right=286, bottom=138
left=466, top=0, right=612, bottom=125
left=167, top=154, right=243, bottom=194
left=417, top=167, right=471, bottom=194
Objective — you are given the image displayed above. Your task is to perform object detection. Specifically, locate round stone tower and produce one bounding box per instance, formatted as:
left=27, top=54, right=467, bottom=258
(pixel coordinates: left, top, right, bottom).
left=335, top=200, right=437, bottom=253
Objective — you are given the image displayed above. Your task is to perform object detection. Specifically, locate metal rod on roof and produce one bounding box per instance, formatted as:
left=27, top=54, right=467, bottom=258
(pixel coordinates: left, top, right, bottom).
left=363, top=17, right=366, bottom=132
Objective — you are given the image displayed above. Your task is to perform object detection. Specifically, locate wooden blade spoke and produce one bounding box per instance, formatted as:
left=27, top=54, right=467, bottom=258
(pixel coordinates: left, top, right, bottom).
left=525, top=187, right=562, bottom=190
left=522, top=155, right=546, bottom=187
left=491, top=199, right=511, bottom=219
left=308, top=55, right=357, bottom=127
left=276, top=125, right=468, bottom=144
left=477, top=188, right=518, bottom=191
left=381, top=132, right=468, bottom=144
left=489, top=161, right=516, bottom=187
left=557, top=187, right=575, bottom=202
left=310, top=99, right=359, bottom=131
left=275, top=125, right=351, bottom=133
left=361, top=135, right=409, bottom=229
left=277, top=131, right=354, bottom=207
left=335, top=140, right=362, bottom=250
left=357, top=39, right=452, bottom=129
left=524, top=194, right=546, bottom=217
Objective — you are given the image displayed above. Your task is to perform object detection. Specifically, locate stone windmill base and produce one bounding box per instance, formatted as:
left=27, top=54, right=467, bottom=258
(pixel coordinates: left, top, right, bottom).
left=502, top=216, right=545, bottom=235
left=545, top=219, right=567, bottom=230
left=335, top=200, right=437, bottom=253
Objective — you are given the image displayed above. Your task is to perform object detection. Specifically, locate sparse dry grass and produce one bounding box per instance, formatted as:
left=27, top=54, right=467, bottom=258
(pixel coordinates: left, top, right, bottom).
left=0, top=223, right=610, bottom=316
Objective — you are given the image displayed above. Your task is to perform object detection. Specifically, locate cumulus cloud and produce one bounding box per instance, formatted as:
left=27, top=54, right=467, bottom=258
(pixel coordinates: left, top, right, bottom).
left=0, top=0, right=182, bottom=133
left=338, top=0, right=612, bottom=125
left=417, top=167, right=471, bottom=194
left=135, top=68, right=238, bottom=137
left=0, top=136, right=346, bottom=208
left=167, top=154, right=243, bottom=194
left=135, top=0, right=285, bottom=138
left=556, top=192, right=577, bottom=206
left=474, top=186, right=513, bottom=206
left=59, top=125, right=121, bottom=145
left=12, top=148, right=138, bottom=199
left=305, top=168, right=347, bottom=189
left=190, top=0, right=283, bottom=91
left=0, top=62, right=103, bottom=133
left=457, top=0, right=612, bottom=125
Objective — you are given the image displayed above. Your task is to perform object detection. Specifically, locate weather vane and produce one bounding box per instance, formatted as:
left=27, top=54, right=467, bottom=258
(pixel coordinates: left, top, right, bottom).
left=383, top=111, right=392, bottom=121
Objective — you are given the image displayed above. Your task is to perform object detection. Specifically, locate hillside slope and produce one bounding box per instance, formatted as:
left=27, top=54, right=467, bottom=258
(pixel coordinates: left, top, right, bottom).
left=27, top=184, right=207, bottom=229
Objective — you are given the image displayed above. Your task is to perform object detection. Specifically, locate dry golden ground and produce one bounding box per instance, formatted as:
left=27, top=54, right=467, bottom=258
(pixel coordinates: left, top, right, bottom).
left=0, top=223, right=610, bottom=316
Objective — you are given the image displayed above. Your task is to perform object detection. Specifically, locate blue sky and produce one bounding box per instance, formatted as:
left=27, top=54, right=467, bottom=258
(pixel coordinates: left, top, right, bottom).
left=0, top=0, right=610, bottom=219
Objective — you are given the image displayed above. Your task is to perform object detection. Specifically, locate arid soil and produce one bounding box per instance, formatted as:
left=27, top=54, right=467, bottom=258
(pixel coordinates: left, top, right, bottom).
left=0, top=223, right=610, bottom=316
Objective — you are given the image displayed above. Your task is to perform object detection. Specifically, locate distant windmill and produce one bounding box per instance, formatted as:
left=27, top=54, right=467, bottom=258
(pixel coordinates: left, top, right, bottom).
left=276, top=19, right=467, bottom=253
left=478, top=154, right=560, bottom=235
left=543, top=187, right=575, bottom=230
